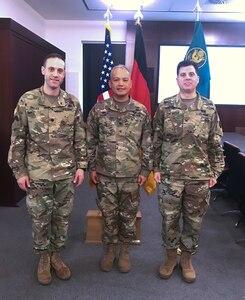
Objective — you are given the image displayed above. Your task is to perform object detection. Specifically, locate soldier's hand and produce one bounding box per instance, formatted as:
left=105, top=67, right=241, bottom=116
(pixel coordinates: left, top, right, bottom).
left=138, top=175, right=147, bottom=186
left=90, top=171, right=99, bottom=185
left=17, top=176, right=30, bottom=192
left=153, top=172, right=161, bottom=183
left=209, top=177, right=217, bottom=188
left=73, top=169, right=84, bottom=187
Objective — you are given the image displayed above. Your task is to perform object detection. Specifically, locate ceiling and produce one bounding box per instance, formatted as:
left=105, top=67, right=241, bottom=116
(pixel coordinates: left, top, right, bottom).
left=23, top=0, right=245, bottom=22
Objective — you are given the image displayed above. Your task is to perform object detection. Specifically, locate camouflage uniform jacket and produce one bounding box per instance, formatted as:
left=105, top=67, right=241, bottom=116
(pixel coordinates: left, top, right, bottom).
left=153, top=93, right=225, bottom=180
left=87, top=97, right=153, bottom=178
left=8, top=87, right=87, bottom=181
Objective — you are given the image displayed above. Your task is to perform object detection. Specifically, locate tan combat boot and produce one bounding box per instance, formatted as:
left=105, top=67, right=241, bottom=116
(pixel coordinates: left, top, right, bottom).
left=37, top=251, right=51, bottom=285
left=159, top=248, right=178, bottom=279
left=180, top=250, right=196, bottom=283
left=51, top=252, right=71, bottom=280
left=118, top=244, right=131, bottom=273
left=100, top=243, right=116, bottom=272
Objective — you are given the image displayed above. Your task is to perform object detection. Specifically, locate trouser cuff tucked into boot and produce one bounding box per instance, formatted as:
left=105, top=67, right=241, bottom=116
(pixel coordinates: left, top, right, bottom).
left=180, top=250, right=196, bottom=283
left=37, top=251, right=51, bottom=285
left=159, top=248, right=178, bottom=279
left=118, top=244, right=131, bottom=273
left=100, top=243, right=116, bottom=272
left=51, top=252, right=71, bottom=280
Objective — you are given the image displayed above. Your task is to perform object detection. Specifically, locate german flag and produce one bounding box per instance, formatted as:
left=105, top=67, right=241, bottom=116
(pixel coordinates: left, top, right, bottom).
left=130, top=23, right=155, bottom=196
left=130, top=23, right=151, bottom=116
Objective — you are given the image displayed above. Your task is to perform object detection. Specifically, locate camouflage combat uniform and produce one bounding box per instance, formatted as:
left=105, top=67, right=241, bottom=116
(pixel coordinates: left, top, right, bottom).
left=153, top=93, right=224, bottom=252
left=8, top=87, right=87, bottom=253
left=87, top=97, right=152, bottom=244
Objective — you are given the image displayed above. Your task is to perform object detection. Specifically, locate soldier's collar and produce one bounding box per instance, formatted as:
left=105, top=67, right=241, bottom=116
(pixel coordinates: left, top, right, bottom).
left=176, top=93, right=202, bottom=110
left=38, top=87, right=68, bottom=107
left=109, top=96, right=135, bottom=111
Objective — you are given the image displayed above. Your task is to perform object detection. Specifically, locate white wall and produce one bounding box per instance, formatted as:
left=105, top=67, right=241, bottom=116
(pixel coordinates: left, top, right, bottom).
left=0, top=0, right=45, bottom=37
left=45, top=21, right=127, bottom=104
left=0, top=0, right=127, bottom=106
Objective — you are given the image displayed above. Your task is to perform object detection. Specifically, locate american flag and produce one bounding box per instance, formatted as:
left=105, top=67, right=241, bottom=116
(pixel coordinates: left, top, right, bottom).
left=97, top=24, right=114, bottom=101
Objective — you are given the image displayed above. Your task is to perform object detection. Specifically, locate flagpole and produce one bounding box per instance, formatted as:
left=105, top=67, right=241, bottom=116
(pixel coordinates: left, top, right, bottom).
left=185, top=9, right=211, bottom=99
left=96, top=5, right=114, bottom=102
left=131, top=5, right=156, bottom=196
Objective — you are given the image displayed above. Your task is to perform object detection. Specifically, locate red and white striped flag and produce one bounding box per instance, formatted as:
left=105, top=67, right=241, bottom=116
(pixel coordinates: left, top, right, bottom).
left=97, top=24, right=114, bottom=101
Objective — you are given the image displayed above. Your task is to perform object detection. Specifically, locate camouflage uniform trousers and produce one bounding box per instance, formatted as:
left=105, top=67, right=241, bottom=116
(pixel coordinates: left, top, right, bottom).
left=158, top=177, right=210, bottom=253
left=96, top=175, right=140, bottom=244
left=26, top=178, right=74, bottom=253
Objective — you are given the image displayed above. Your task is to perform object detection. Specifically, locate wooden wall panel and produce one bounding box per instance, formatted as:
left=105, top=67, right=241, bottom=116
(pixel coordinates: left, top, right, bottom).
left=216, top=105, right=245, bottom=132
left=0, top=18, right=65, bottom=206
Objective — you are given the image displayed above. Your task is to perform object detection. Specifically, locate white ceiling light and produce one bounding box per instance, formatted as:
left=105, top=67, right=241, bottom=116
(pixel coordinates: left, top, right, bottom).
left=205, top=0, right=245, bottom=12
left=208, top=0, right=232, bottom=3
left=101, top=0, right=154, bottom=10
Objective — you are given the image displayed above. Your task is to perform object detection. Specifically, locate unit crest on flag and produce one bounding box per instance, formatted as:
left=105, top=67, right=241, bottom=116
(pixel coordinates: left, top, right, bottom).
left=185, top=47, right=207, bottom=68
left=185, top=21, right=210, bottom=98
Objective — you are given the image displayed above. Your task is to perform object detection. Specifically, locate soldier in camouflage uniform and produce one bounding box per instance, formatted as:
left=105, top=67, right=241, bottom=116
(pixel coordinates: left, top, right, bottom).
left=8, top=53, right=87, bottom=285
left=87, top=65, right=152, bottom=273
left=153, top=60, right=224, bottom=283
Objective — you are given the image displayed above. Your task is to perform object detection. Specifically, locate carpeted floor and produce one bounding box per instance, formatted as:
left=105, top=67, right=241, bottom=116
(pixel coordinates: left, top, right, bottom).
left=0, top=175, right=244, bottom=300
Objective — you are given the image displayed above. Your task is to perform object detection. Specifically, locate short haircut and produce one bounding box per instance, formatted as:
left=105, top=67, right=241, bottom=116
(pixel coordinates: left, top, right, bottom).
left=110, top=64, right=130, bottom=79
left=42, top=53, right=65, bottom=67
left=177, top=60, right=199, bottom=76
